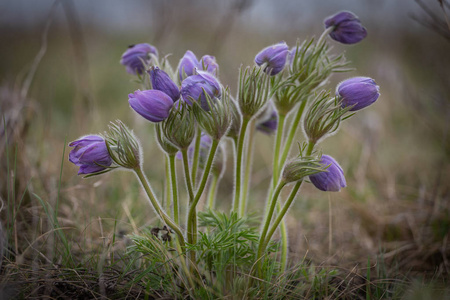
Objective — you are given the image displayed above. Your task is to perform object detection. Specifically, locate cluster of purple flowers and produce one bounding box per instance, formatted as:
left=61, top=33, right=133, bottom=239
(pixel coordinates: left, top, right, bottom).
left=68, top=10, right=380, bottom=194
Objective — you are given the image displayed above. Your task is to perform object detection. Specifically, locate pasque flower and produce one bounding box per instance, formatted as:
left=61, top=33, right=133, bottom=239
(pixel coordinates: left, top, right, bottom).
left=324, top=11, right=367, bottom=44
left=178, top=50, right=199, bottom=81
left=178, top=51, right=219, bottom=81
left=129, top=90, right=174, bottom=122
left=309, top=155, right=346, bottom=192
left=120, top=43, right=158, bottom=75
left=199, top=55, right=219, bottom=75
left=180, top=71, right=221, bottom=111
left=337, top=77, right=380, bottom=111
left=69, top=135, right=112, bottom=175
left=255, top=42, right=289, bottom=75
left=149, top=67, right=180, bottom=102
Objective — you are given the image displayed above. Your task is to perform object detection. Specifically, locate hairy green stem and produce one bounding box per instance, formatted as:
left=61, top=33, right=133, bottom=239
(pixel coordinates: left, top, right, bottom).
left=233, top=116, right=250, bottom=214
left=191, top=127, right=201, bottom=187
left=240, top=120, right=256, bottom=217
left=263, top=181, right=302, bottom=248
left=272, top=113, right=286, bottom=183
left=164, top=155, right=170, bottom=213
left=187, top=139, right=219, bottom=245
left=207, top=172, right=219, bottom=210
left=133, top=167, right=185, bottom=248
left=257, top=181, right=286, bottom=275
left=181, top=148, right=196, bottom=264
left=168, top=154, right=179, bottom=224
left=278, top=100, right=307, bottom=170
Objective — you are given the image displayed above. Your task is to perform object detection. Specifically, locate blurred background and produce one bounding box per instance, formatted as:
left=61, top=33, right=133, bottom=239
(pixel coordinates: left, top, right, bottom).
left=1, top=0, right=449, bottom=281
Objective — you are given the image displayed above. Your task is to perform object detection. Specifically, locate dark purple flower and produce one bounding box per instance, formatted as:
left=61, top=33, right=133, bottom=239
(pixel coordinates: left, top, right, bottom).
left=178, top=50, right=199, bottom=81
left=129, top=90, right=174, bottom=122
left=256, top=103, right=278, bottom=134
left=255, top=42, right=289, bottom=75
left=149, top=67, right=180, bottom=102
left=324, top=11, right=367, bottom=44
left=309, top=155, right=346, bottom=192
left=180, top=71, right=221, bottom=111
left=120, top=43, right=158, bottom=75
left=337, top=77, right=380, bottom=111
left=199, top=55, right=219, bottom=75
left=69, top=135, right=112, bottom=175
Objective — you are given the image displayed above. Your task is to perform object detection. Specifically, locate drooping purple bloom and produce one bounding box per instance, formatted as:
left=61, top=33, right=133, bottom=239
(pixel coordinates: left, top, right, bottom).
left=256, top=103, right=278, bottom=134
left=324, top=11, right=367, bottom=44
left=337, top=77, right=380, bottom=111
left=120, top=43, right=158, bottom=75
left=69, top=135, right=112, bottom=175
left=199, top=55, right=219, bottom=75
left=255, top=42, right=289, bottom=75
left=129, top=90, right=174, bottom=122
left=309, top=155, right=346, bottom=192
left=149, top=67, right=180, bottom=102
left=180, top=71, right=222, bottom=111
left=178, top=50, right=199, bottom=81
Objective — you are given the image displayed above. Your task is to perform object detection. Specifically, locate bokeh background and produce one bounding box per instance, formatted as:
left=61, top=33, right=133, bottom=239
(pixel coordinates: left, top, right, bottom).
left=1, top=0, right=449, bottom=282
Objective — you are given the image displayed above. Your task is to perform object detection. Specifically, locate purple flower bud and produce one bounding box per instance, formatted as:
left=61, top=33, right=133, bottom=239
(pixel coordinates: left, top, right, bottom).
left=69, top=135, right=112, bottom=175
left=337, top=77, right=380, bottom=111
left=120, top=43, right=158, bottom=75
left=178, top=50, right=199, bottom=81
left=324, top=11, right=367, bottom=44
left=256, top=103, right=278, bottom=134
left=199, top=55, right=219, bottom=75
left=180, top=71, right=222, bottom=111
left=128, top=90, right=174, bottom=122
left=309, top=155, right=346, bottom=192
left=255, top=42, right=289, bottom=75
left=149, top=67, right=180, bottom=102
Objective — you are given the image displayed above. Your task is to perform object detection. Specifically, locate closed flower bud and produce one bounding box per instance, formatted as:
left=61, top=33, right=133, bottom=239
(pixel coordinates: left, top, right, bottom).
left=69, top=135, right=113, bottom=175
left=199, top=55, right=219, bottom=75
left=282, top=155, right=325, bottom=183
left=104, top=120, right=141, bottom=169
left=256, top=102, right=278, bottom=134
left=255, top=41, right=289, bottom=75
left=161, top=101, right=196, bottom=150
left=309, top=155, right=346, bottom=192
left=337, top=77, right=380, bottom=111
left=129, top=90, right=174, bottom=122
left=324, top=11, right=367, bottom=44
left=120, top=43, right=158, bottom=75
left=181, top=71, right=222, bottom=111
left=149, top=67, right=180, bottom=102
left=178, top=50, right=199, bottom=81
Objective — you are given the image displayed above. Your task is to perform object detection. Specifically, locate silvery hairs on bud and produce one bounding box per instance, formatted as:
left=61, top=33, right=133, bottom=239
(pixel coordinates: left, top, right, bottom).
left=238, top=66, right=271, bottom=118
left=161, top=101, right=196, bottom=150
left=303, top=90, right=353, bottom=144
left=282, top=153, right=327, bottom=183
left=191, top=88, right=232, bottom=141
left=155, top=123, right=178, bottom=156
left=104, top=120, right=142, bottom=169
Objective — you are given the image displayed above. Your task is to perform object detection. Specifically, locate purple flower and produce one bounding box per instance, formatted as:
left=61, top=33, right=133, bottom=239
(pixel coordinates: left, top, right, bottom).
left=255, top=42, right=289, bottom=75
left=149, top=67, right=180, bottom=102
left=256, top=103, right=278, bottom=134
left=180, top=71, right=222, bottom=111
left=120, top=43, right=158, bottom=75
left=309, top=155, right=346, bottom=192
left=199, top=55, right=219, bottom=75
left=324, top=11, right=367, bottom=44
left=129, top=90, right=174, bottom=122
left=337, top=77, right=380, bottom=111
left=178, top=50, right=199, bottom=81
left=69, top=135, right=112, bottom=175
